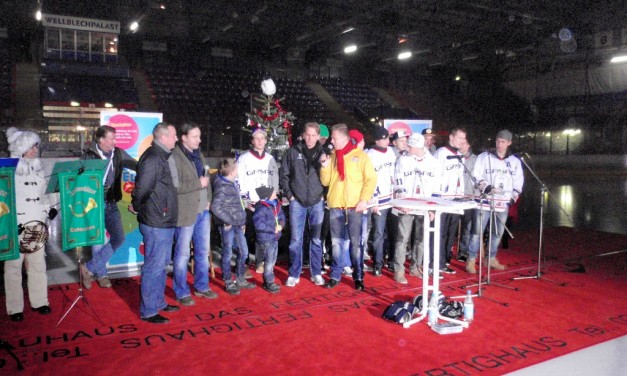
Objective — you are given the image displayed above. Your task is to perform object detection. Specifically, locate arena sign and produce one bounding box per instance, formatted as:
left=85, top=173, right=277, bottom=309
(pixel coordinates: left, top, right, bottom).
left=42, top=14, right=120, bottom=34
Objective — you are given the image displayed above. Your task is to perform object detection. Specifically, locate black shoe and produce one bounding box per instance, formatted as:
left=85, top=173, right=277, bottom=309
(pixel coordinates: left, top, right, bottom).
left=10, top=313, right=24, bottom=322
left=325, top=279, right=340, bottom=289
left=457, top=254, right=467, bottom=262
left=387, top=262, right=395, bottom=272
left=373, top=266, right=382, bottom=277
left=440, top=267, right=457, bottom=275
left=160, top=304, right=180, bottom=312
left=355, top=280, right=365, bottom=291
left=32, top=305, right=51, bottom=315
left=142, top=314, right=169, bottom=324
left=263, top=282, right=281, bottom=294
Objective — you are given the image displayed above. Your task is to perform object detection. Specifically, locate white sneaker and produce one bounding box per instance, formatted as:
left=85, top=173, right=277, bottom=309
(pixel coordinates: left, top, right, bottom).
left=343, top=266, right=353, bottom=275
left=285, top=277, right=300, bottom=287
left=310, top=275, right=324, bottom=286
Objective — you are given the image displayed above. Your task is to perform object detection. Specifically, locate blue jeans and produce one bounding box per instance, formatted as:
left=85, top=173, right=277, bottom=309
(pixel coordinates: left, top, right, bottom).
left=219, top=225, right=248, bottom=281
left=329, top=208, right=363, bottom=281
left=260, top=240, right=278, bottom=283
left=139, top=224, right=175, bottom=318
left=368, top=208, right=390, bottom=269
left=469, top=209, right=508, bottom=259
left=86, top=202, right=125, bottom=278
left=173, top=210, right=211, bottom=299
left=288, top=200, right=324, bottom=278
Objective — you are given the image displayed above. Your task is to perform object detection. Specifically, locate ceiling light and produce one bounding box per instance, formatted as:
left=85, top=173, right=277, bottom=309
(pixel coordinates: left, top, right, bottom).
left=610, top=55, right=627, bottom=63
left=344, top=45, right=357, bottom=54
left=129, top=21, right=139, bottom=32
left=70, top=101, right=80, bottom=107
left=455, top=75, right=462, bottom=81
left=35, top=10, right=42, bottom=21
left=397, top=51, right=412, bottom=60
left=104, top=103, right=113, bottom=108
left=342, top=27, right=354, bottom=34
left=160, top=4, right=166, bottom=10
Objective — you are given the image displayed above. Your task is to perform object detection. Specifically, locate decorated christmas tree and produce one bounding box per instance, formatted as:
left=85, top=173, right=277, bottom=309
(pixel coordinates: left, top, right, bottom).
left=245, top=78, right=295, bottom=159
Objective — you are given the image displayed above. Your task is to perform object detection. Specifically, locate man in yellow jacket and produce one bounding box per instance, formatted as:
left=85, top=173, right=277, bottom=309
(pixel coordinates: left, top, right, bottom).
left=320, top=124, right=376, bottom=290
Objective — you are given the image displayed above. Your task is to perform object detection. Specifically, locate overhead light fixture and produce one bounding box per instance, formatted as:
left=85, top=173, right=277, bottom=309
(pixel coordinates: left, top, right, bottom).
left=398, top=51, right=412, bottom=60
left=610, top=55, right=627, bottom=63
left=129, top=21, right=139, bottom=32
left=398, top=35, right=408, bottom=44
left=35, top=10, right=42, bottom=21
left=462, top=55, right=478, bottom=61
left=455, top=75, right=462, bottom=81
left=342, top=27, right=354, bottom=34
left=104, top=103, right=113, bottom=108
left=70, top=101, right=80, bottom=107
left=344, top=45, right=357, bottom=54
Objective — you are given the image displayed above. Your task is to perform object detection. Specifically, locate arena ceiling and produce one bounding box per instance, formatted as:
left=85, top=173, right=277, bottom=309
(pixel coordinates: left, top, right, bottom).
left=4, top=0, right=626, bottom=70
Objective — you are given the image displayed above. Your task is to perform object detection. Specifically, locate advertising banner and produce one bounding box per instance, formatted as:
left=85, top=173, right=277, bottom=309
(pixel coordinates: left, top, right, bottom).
left=99, top=111, right=163, bottom=275
left=0, top=160, right=19, bottom=261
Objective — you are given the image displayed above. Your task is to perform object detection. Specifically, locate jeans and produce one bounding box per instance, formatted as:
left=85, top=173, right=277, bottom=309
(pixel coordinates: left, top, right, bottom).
left=329, top=208, right=363, bottom=281
left=219, top=225, right=248, bottom=281
left=87, top=202, right=125, bottom=278
left=260, top=241, right=278, bottom=283
left=173, top=210, right=211, bottom=299
left=469, top=209, right=508, bottom=259
left=393, top=213, right=426, bottom=273
left=288, top=200, right=324, bottom=278
left=459, top=208, right=475, bottom=254
left=368, top=208, right=390, bottom=269
left=139, top=224, right=175, bottom=318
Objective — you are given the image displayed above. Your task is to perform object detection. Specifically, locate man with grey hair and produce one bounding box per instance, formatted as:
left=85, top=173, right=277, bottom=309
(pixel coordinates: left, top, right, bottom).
left=131, top=122, right=179, bottom=324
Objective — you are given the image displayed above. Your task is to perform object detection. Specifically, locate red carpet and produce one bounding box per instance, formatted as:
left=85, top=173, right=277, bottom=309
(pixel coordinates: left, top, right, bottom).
left=1, top=227, right=626, bottom=375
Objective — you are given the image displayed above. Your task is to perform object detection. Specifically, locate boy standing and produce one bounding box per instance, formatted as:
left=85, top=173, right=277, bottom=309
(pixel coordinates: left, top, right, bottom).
left=211, top=159, right=256, bottom=295
left=252, top=186, right=286, bottom=293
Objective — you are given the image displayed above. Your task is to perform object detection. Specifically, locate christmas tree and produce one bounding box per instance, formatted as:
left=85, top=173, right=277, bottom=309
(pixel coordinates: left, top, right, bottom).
left=245, top=78, right=295, bottom=159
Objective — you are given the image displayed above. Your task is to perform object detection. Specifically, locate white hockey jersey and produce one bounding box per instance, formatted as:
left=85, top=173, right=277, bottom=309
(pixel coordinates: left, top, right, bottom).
left=473, top=151, right=524, bottom=212
left=433, top=145, right=465, bottom=199
left=236, top=150, right=279, bottom=203
left=393, top=152, right=440, bottom=212
left=366, top=146, right=396, bottom=208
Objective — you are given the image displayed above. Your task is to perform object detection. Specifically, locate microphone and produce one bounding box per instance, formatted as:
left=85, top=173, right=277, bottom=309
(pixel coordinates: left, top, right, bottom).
left=446, top=155, right=463, bottom=160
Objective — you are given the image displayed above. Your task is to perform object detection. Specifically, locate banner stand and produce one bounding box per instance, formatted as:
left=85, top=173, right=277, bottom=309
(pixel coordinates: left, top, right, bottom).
left=48, top=159, right=107, bottom=327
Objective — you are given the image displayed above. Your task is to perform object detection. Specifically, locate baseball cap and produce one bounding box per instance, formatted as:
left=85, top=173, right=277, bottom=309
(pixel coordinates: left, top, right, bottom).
left=496, top=129, right=513, bottom=141
left=407, top=133, right=425, bottom=148
left=391, top=130, right=409, bottom=141
left=349, top=129, right=364, bottom=144
left=373, top=127, right=389, bottom=140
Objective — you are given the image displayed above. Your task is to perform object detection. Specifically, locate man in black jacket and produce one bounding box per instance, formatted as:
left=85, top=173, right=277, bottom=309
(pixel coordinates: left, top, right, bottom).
left=131, top=123, right=179, bottom=324
left=279, top=122, right=325, bottom=287
left=79, top=125, right=137, bottom=289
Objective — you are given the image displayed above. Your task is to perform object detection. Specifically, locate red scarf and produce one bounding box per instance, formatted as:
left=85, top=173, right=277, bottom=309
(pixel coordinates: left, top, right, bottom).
left=335, top=141, right=357, bottom=181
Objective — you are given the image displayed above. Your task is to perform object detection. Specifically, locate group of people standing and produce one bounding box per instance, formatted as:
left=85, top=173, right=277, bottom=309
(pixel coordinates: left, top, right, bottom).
left=4, top=121, right=523, bottom=325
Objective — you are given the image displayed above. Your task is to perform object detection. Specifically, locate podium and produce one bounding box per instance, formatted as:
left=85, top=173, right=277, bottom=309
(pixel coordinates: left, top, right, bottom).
left=389, top=197, right=477, bottom=329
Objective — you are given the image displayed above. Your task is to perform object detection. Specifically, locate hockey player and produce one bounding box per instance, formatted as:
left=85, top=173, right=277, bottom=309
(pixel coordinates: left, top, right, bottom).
left=391, top=133, right=440, bottom=284
left=466, top=130, right=524, bottom=273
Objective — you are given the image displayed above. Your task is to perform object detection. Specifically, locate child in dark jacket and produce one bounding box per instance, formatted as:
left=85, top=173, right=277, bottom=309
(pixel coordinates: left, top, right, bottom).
left=252, top=186, right=286, bottom=294
left=211, top=158, right=256, bottom=295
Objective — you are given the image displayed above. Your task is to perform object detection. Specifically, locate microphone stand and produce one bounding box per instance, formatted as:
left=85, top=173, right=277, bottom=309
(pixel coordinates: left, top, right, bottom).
left=512, top=153, right=573, bottom=285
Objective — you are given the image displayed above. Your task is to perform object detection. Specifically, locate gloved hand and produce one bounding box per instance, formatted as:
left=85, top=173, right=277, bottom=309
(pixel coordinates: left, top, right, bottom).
left=48, top=207, right=58, bottom=220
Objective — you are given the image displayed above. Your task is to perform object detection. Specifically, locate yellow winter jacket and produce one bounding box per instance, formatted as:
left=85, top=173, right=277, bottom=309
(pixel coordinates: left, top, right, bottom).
left=320, top=148, right=377, bottom=208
